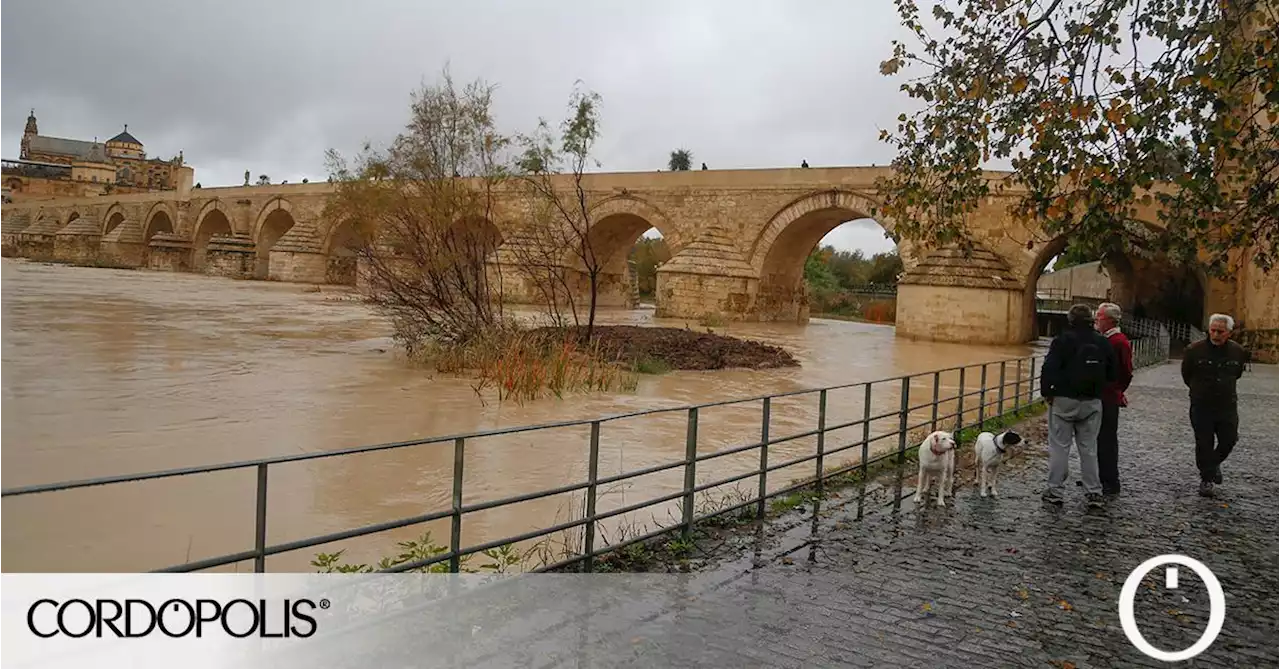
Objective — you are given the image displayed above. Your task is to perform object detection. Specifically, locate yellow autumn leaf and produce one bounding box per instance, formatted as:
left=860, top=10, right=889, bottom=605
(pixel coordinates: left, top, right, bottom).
left=1011, top=75, right=1028, bottom=93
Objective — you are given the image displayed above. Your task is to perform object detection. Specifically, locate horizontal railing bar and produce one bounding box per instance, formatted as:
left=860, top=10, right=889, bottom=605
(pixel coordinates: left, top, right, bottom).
left=3, top=355, right=1042, bottom=497
left=589, top=487, right=690, bottom=525
left=593, top=458, right=686, bottom=488
left=689, top=468, right=761, bottom=495
left=152, top=550, right=260, bottom=573
left=259, top=508, right=455, bottom=558
left=691, top=427, right=821, bottom=466
left=459, top=480, right=592, bottom=516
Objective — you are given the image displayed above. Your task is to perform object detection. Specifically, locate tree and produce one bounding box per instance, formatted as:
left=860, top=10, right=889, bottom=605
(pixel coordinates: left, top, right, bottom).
left=323, top=68, right=510, bottom=351
left=875, top=0, right=1277, bottom=279
left=668, top=149, right=693, bottom=171
left=513, top=83, right=606, bottom=341
left=1051, top=240, right=1103, bottom=271
left=257, top=174, right=271, bottom=186
left=628, top=237, right=671, bottom=297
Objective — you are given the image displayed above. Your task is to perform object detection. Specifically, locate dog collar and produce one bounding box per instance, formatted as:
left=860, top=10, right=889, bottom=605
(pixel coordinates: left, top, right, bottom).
left=994, top=441, right=1007, bottom=454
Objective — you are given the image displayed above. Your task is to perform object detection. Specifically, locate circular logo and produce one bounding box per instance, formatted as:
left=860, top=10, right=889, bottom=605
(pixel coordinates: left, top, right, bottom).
left=1118, top=554, right=1225, bottom=662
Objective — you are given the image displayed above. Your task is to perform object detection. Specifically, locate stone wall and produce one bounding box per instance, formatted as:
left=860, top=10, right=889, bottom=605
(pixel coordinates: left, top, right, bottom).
left=1, top=167, right=1274, bottom=355
left=1036, top=261, right=1110, bottom=299
left=204, top=234, right=256, bottom=279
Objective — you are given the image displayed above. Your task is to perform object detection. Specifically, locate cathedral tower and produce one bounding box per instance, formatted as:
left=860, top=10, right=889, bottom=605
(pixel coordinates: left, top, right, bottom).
left=20, top=109, right=37, bottom=159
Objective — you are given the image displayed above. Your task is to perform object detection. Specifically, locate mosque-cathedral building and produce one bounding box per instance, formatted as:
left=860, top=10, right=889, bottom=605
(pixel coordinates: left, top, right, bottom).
left=3, top=110, right=193, bottom=202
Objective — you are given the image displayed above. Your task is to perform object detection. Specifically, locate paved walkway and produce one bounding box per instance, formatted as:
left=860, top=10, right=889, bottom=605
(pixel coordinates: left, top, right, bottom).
left=343, top=361, right=1278, bottom=668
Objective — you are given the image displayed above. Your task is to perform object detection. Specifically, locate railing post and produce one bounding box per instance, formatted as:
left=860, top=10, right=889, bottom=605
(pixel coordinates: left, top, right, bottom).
left=997, top=361, right=1007, bottom=419
left=254, top=464, right=268, bottom=574
left=583, top=421, right=600, bottom=573
left=927, top=371, right=939, bottom=432
left=1028, top=356, right=1037, bottom=405
left=897, top=377, right=910, bottom=464
left=861, top=383, right=872, bottom=477
left=757, top=397, right=771, bottom=519
left=955, top=367, right=966, bottom=433
left=681, top=408, right=698, bottom=538
left=978, top=364, right=989, bottom=429
left=1014, top=359, right=1023, bottom=413
left=449, top=437, right=465, bottom=573
left=815, top=390, right=827, bottom=496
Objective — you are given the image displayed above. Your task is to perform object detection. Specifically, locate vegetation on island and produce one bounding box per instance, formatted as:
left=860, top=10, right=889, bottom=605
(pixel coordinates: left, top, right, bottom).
left=802, top=245, right=903, bottom=322
left=875, top=0, right=1277, bottom=279
left=322, top=68, right=795, bottom=403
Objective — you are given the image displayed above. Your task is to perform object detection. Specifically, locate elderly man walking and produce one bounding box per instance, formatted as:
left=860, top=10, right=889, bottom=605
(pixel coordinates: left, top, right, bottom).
left=1095, top=303, right=1133, bottom=495
left=1040, top=304, right=1119, bottom=509
left=1181, top=313, right=1250, bottom=497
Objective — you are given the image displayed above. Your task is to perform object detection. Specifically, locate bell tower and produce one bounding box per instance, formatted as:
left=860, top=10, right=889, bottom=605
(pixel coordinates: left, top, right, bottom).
left=20, top=109, right=37, bottom=159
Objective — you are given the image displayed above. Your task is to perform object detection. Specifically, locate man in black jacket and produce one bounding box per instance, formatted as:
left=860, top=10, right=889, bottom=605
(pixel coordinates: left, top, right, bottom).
left=1181, top=313, right=1250, bottom=497
left=1040, top=304, right=1119, bottom=509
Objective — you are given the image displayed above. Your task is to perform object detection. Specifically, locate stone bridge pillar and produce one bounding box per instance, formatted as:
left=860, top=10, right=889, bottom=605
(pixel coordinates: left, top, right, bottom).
left=53, top=215, right=102, bottom=265
left=148, top=233, right=193, bottom=272
left=100, top=220, right=148, bottom=268
left=204, top=233, right=257, bottom=279
left=895, top=243, right=1028, bottom=345
left=16, top=217, right=64, bottom=262
left=267, top=221, right=326, bottom=283
left=2, top=211, right=32, bottom=257
left=655, top=228, right=759, bottom=321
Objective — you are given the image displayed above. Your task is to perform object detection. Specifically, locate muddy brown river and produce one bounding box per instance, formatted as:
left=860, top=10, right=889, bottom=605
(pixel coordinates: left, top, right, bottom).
left=2, top=259, right=1036, bottom=572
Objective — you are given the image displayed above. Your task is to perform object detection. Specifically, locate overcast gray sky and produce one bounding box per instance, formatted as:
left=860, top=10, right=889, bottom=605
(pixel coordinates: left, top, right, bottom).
left=2, top=0, right=919, bottom=254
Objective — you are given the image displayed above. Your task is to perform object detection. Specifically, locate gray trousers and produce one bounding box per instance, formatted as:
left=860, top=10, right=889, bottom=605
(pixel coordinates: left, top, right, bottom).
left=1046, top=396, right=1103, bottom=497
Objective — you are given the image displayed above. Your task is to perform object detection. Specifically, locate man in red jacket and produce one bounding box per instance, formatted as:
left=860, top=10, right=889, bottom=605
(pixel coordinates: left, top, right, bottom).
left=1095, top=302, right=1133, bottom=495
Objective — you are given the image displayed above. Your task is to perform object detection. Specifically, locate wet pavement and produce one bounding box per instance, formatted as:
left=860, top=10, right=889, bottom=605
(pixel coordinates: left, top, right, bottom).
left=414, top=361, right=1278, bottom=668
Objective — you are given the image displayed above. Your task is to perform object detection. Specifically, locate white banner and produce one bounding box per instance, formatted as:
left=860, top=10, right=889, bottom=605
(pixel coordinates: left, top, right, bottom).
left=2, top=572, right=716, bottom=668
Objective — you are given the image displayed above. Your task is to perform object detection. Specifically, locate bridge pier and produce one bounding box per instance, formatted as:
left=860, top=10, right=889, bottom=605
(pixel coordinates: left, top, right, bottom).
left=894, top=244, right=1030, bottom=345
left=99, top=220, right=148, bottom=268
left=147, top=233, right=192, bottom=272
left=52, top=216, right=101, bottom=265
left=203, top=233, right=257, bottom=279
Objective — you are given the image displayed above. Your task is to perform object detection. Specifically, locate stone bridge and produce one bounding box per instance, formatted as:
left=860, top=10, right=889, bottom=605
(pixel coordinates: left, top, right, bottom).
left=1, top=166, right=1275, bottom=351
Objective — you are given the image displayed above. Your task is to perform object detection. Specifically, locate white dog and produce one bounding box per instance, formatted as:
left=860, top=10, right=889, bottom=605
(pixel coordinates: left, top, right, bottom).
left=913, top=430, right=958, bottom=508
left=974, top=430, right=1024, bottom=498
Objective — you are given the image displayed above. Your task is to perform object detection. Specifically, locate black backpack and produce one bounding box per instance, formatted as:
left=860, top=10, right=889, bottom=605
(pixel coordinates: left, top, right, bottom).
left=1062, top=330, right=1108, bottom=396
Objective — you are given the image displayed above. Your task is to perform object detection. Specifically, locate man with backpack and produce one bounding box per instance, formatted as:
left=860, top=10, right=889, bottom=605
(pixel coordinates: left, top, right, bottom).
left=1039, top=304, right=1119, bottom=509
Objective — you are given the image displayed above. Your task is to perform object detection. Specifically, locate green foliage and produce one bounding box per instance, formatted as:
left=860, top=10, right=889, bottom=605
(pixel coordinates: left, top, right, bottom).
left=876, top=0, right=1278, bottom=279
left=311, top=531, right=524, bottom=574
left=668, top=149, right=693, bottom=171
left=628, top=236, right=671, bottom=297
left=1051, top=240, right=1104, bottom=271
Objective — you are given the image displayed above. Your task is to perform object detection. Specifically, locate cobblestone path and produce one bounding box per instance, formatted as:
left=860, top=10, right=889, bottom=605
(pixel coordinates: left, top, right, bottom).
left=357, top=361, right=1277, bottom=668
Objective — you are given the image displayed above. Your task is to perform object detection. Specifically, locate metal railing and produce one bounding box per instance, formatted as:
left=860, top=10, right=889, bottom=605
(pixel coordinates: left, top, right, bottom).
left=2, top=346, right=1171, bottom=575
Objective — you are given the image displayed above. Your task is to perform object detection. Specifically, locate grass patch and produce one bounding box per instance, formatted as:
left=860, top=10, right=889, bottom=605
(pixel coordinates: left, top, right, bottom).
left=632, top=356, right=672, bottom=375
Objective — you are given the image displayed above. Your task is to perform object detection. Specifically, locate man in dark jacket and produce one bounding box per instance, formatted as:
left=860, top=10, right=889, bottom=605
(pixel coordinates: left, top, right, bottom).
left=1095, top=302, right=1133, bottom=495
left=1040, top=304, right=1119, bottom=509
left=1181, top=313, right=1250, bottom=497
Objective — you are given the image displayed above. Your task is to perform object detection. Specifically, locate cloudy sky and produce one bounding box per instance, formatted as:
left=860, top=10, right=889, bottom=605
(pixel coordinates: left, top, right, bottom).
left=2, top=0, right=922, bottom=254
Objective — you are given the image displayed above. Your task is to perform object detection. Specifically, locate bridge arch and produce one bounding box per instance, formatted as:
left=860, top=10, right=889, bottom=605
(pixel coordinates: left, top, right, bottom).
left=253, top=198, right=296, bottom=279
left=746, top=190, right=904, bottom=321
left=142, top=202, right=177, bottom=243
left=563, top=195, right=678, bottom=307
left=193, top=202, right=233, bottom=270
left=1027, top=223, right=1210, bottom=340
left=101, top=203, right=128, bottom=236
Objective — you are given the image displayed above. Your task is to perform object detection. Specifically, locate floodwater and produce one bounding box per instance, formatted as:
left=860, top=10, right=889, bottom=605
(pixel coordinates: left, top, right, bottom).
left=2, top=259, right=1036, bottom=572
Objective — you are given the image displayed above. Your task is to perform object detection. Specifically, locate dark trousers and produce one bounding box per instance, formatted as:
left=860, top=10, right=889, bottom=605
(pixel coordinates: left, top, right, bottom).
left=1189, top=402, right=1239, bottom=482
left=1097, top=401, right=1121, bottom=491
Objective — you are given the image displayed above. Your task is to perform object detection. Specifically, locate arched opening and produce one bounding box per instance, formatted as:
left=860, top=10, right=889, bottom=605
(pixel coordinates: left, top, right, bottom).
left=255, top=208, right=296, bottom=279
left=193, top=209, right=233, bottom=270
left=323, top=220, right=365, bottom=286
left=143, top=210, right=174, bottom=243
left=445, top=217, right=504, bottom=264
left=103, top=212, right=125, bottom=236
left=1029, top=237, right=1208, bottom=346
left=568, top=212, right=662, bottom=309
left=628, top=227, right=668, bottom=307
left=757, top=206, right=900, bottom=323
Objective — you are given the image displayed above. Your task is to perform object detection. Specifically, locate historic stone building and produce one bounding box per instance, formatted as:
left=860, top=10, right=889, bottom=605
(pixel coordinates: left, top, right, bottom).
left=5, top=111, right=193, bottom=201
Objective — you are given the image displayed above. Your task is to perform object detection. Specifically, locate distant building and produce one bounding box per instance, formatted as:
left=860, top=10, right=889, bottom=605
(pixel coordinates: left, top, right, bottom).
left=4, top=110, right=193, bottom=202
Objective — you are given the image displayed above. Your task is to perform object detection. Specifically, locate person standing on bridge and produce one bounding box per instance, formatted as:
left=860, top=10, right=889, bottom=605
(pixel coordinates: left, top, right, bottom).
left=1181, top=313, right=1250, bottom=498
left=1095, top=303, right=1133, bottom=496
left=1039, top=304, right=1118, bottom=510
